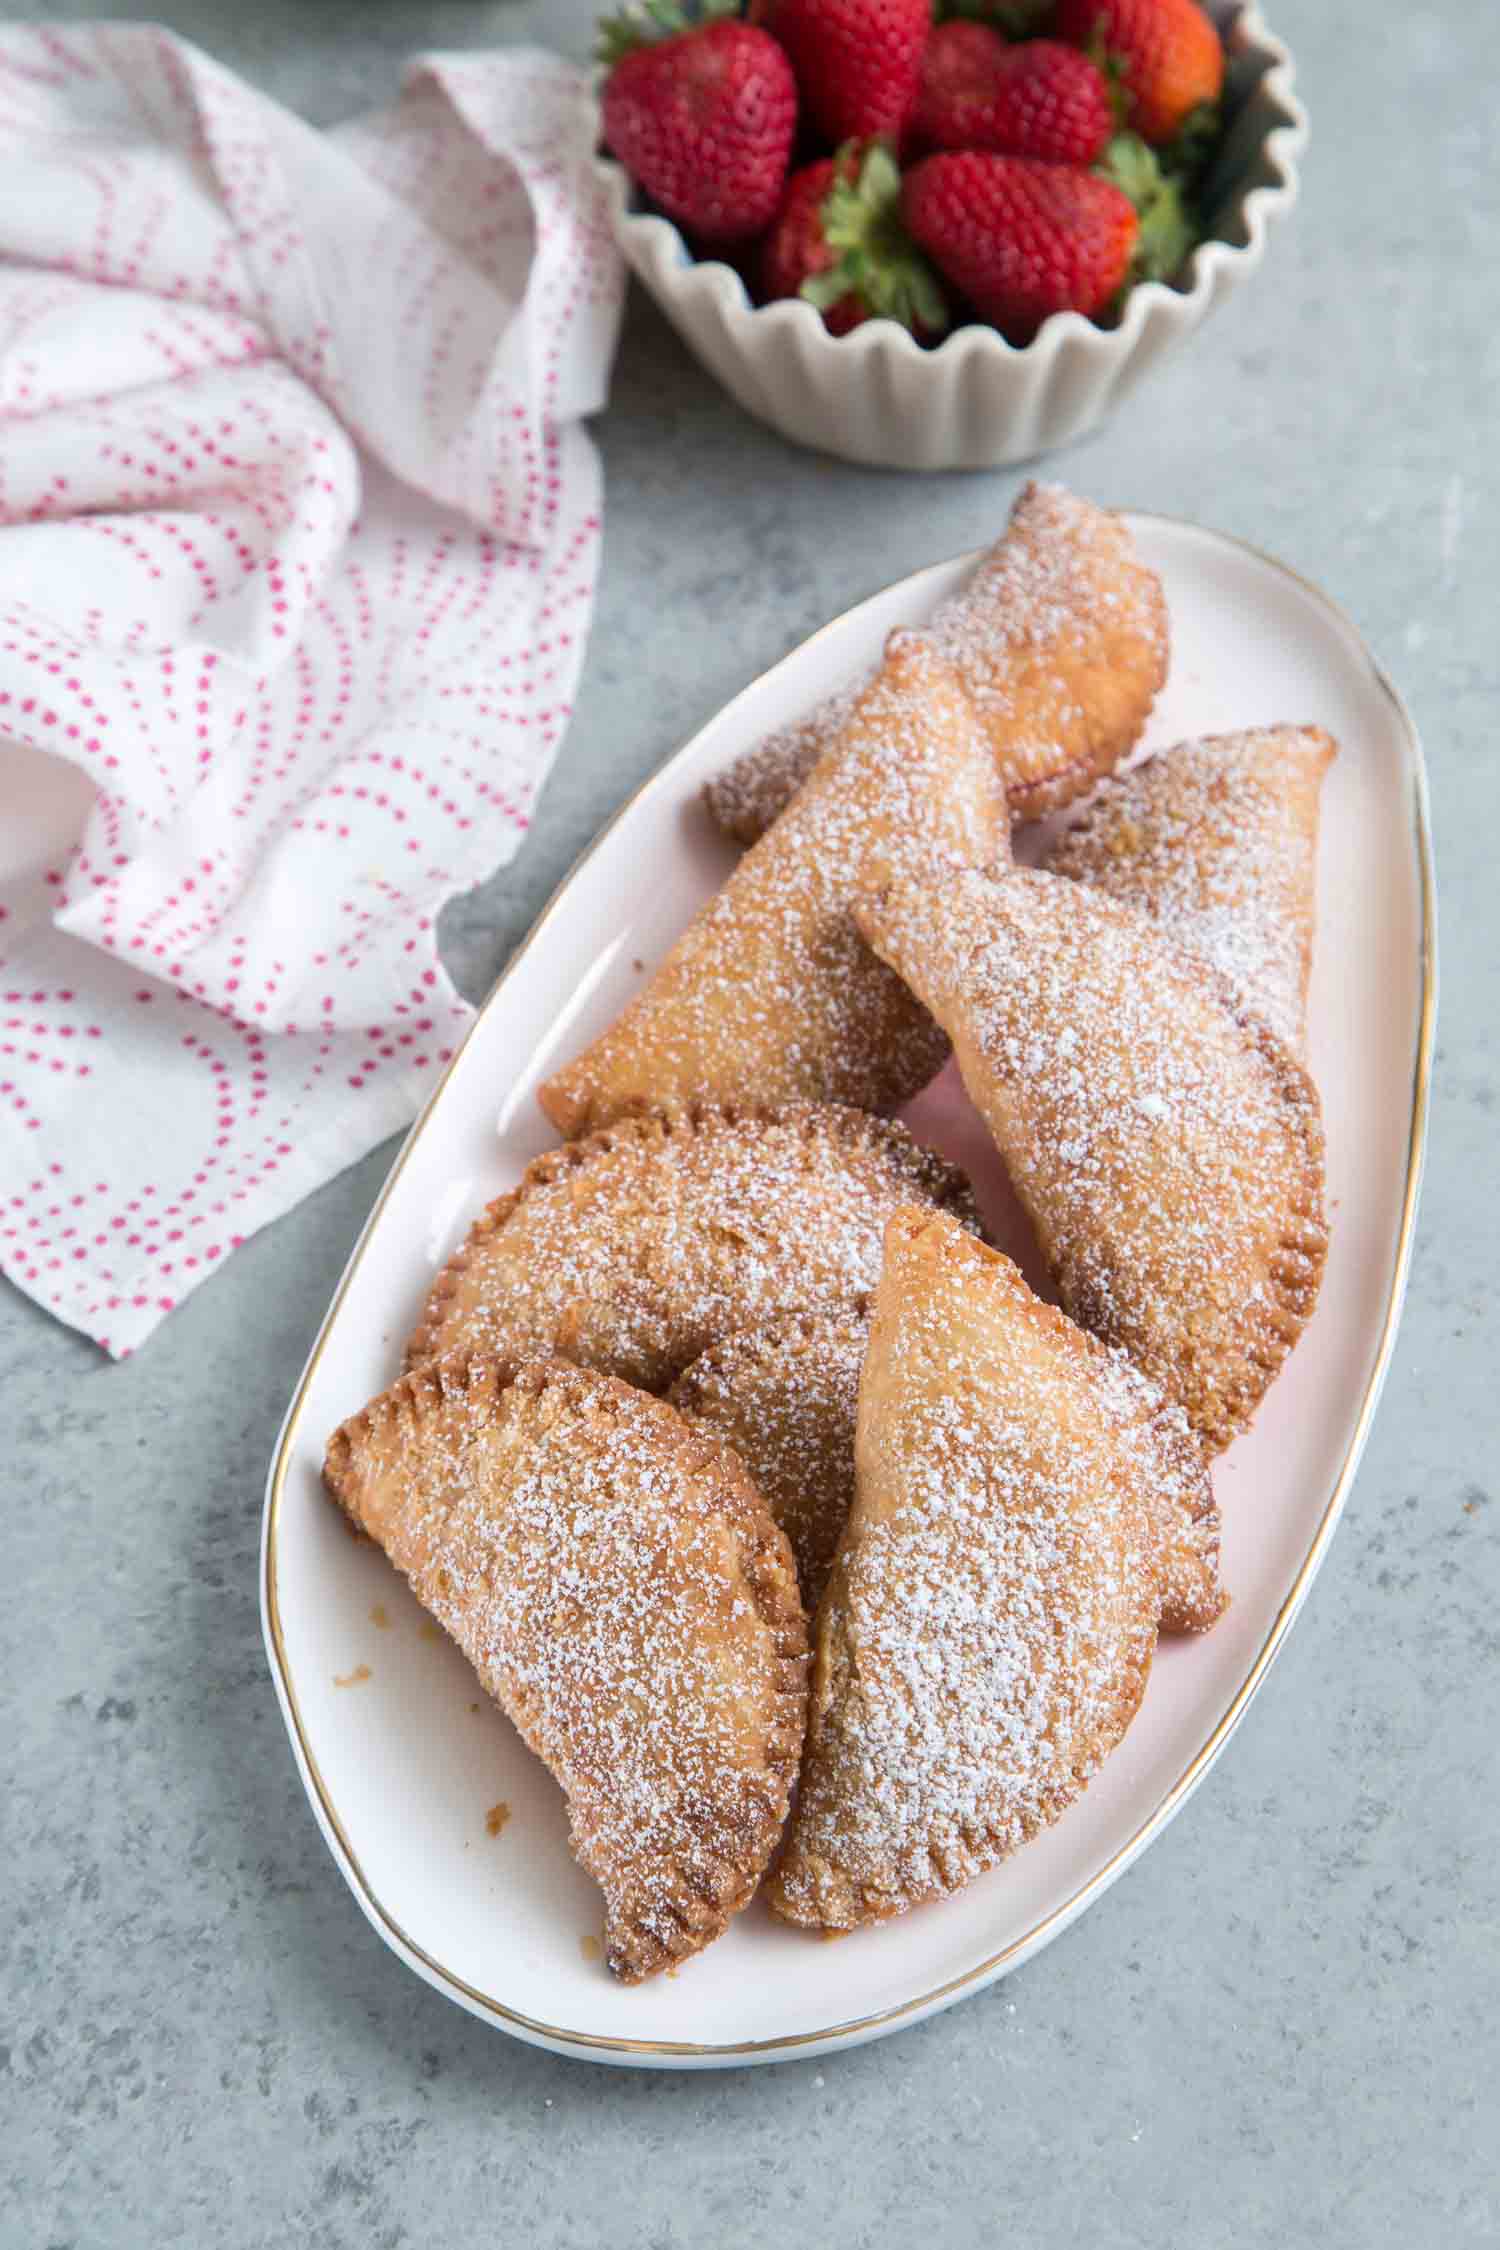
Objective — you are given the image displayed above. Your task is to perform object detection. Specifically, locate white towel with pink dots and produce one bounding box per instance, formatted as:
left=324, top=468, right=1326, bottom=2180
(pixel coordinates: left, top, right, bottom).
left=0, top=24, right=624, bottom=1354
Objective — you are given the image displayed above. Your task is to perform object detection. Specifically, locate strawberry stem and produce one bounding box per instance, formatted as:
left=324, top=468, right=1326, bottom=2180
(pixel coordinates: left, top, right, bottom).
left=802, top=141, right=949, bottom=338
left=1089, top=37, right=1133, bottom=129
left=1096, top=132, right=1197, bottom=286
left=595, top=0, right=739, bottom=69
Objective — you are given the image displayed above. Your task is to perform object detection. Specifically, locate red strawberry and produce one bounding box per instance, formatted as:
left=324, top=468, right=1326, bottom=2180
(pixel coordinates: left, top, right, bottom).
left=760, top=143, right=948, bottom=337
left=911, top=26, right=1114, bottom=166
left=1054, top=0, right=1224, bottom=147
left=749, top=0, right=931, bottom=148
left=901, top=151, right=1138, bottom=342
left=599, top=6, right=798, bottom=244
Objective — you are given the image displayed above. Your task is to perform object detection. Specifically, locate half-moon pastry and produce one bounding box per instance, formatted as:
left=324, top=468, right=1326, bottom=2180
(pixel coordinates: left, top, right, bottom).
left=671, top=1304, right=869, bottom=1613
left=1093, top=1348, right=1225, bottom=1636
left=324, top=1356, right=808, bottom=1982
left=706, top=681, right=867, bottom=854
left=855, top=866, right=1328, bottom=1453
left=538, top=631, right=1006, bottom=1138
left=407, top=1100, right=980, bottom=1390
left=704, top=482, right=1168, bottom=848
left=671, top=1298, right=1223, bottom=1632
left=1046, top=725, right=1336, bottom=1053
left=768, top=1209, right=1160, bottom=1933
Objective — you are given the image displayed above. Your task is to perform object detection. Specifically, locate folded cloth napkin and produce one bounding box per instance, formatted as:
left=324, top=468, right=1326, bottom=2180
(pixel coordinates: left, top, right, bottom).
left=0, top=24, right=624, bottom=1355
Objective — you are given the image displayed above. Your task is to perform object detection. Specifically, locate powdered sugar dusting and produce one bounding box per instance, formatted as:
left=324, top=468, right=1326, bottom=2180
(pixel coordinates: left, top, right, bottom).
left=672, top=1303, right=869, bottom=1611
left=540, top=635, right=1006, bottom=1134
left=672, top=1288, right=1218, bottom=1632
left=773, top=1214, right=1157, bottom=1928
left=326, top=1360, right=806, bottom=1981
left=410, top=1102, right=980, bottom=1390
left=857, top=867, right=1327, bottom=1452
left=928, top=484, right=1163, bottom=802
left=1082, top=1339, right=1224, bottom=1634
left=705, top=680, right=866, bottom=849
left=704, top=483, right=1166, bottom=846
left=1047, top=727, right=1336, bottom=1053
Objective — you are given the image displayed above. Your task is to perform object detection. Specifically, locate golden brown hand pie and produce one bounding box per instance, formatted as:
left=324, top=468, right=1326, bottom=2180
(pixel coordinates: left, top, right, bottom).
left=538, top=631, right=1006, bottom=1138
left=856, top=866, right=1328, bottom=1454
left=1094, top=1343, right=1225, bottom=1635
left=671, top=1296, right=1222, bottom=1632
left=671, top=1304, right=869, bottom=1614
left=768, top=1210, right=1160, bottom=1933
left=703, top=482, right=1168, bottom=848
left=1046, top=726, right=1337, bottom=1053
left=323, top=1356, right=808, bottom=1983
left=407, top=1099, right=980, bottom=1389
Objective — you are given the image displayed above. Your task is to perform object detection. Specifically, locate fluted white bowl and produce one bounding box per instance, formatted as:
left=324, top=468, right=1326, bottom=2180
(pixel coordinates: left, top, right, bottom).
left=596, top=3, right=1305, bottom=470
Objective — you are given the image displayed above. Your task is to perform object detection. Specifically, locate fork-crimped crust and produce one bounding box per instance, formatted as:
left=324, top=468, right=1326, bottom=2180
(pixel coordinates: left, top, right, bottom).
left=406, top=1099, right=981, bottom=1391
left=325, top=1355, right=809, bottom=1982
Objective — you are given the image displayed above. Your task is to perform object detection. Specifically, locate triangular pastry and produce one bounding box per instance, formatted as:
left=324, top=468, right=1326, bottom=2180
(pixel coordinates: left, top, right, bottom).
left=856, top=866, right=1328, bottom=1453
left=768, top=1210, right=1160, bottom=1932
left=538, top=631, right=1006, bottom=1138
left=324, top=1356, right=809, bottom=1982
left=671, top=1304, right=870, bottom=1614
left=704, top=483, right=1168, bottom=848
left=672, top=1298, right=1222, bottom=1633
left=1045, top=726, right=1336, bottom=1053
left=407, top=1100, right=980, bottom=1390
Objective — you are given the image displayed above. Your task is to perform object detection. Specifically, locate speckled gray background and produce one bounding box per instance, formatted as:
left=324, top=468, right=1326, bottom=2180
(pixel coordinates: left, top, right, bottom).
left=3, top=3, right=1495, bottom=2244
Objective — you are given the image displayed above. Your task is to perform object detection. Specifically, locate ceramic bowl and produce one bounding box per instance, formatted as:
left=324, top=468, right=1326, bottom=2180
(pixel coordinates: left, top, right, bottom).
left=595, top=3, right=1306, bottom=471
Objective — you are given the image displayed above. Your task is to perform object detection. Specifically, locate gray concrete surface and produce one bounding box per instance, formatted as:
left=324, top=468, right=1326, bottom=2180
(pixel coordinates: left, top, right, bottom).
left=3, top=3, right=1496, bottom=2244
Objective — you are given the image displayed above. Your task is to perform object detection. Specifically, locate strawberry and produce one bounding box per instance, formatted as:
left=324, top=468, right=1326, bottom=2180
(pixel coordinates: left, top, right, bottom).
left=1054, top=0, right=1224, bottom=148
left=760, top=142, right=949, bottom=337
left=901, top=151, right=1138, bottom=342
left=749, top=0, right=932, bottom=148
left=599, top=3, right=798, bottom=244
left=911, top=27, right=1114, bottom=166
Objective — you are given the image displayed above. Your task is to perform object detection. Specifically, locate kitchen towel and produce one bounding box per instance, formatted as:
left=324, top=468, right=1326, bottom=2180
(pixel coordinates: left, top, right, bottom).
left=0, top=23, right=624, bottom=1355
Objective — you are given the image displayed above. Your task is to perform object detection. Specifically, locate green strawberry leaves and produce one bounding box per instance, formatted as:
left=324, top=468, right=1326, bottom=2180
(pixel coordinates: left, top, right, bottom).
left=596, top=0, right=740, bottom=69
left=803, top=142, right=950, bottom=336
left=1084, top=34, right=1135, bottom=130
left=1096, top=131, right=1197, bottom=287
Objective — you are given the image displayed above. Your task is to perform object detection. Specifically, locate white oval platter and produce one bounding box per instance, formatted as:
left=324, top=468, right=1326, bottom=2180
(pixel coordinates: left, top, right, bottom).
left=262, top=513, right=1435, bottom=2067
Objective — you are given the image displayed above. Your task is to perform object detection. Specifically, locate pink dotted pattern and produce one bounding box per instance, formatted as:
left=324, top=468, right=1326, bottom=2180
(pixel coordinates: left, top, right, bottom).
left=0, top=26, right=624, bottom=1355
